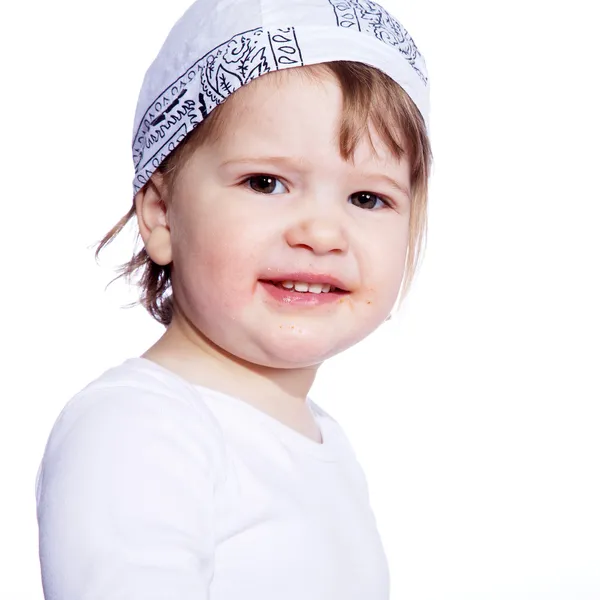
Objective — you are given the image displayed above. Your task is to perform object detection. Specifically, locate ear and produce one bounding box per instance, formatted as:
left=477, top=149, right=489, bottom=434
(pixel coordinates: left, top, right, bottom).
left=134, top=172, right=173, bottom=266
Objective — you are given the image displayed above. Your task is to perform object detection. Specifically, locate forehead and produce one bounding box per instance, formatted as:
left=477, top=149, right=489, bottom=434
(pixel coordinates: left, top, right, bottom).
left=209, top=68, right=405, bottom=169
left=217, top=69, right=337, bottom=137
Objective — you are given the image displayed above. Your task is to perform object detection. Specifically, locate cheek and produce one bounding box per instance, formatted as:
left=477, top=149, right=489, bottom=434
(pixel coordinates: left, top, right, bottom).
left=362, top=224, right=409, bottom=296
left=172, top=217, right=260, bottom=313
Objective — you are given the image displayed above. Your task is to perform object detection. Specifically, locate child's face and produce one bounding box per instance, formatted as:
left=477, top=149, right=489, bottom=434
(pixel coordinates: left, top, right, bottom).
left=163, top=69, right=411, bottom=368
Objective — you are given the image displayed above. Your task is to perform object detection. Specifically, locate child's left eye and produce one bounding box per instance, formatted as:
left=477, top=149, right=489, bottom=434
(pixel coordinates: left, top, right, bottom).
left=244, top=175, right=287, bottom=195
left=349, top=191, right=389, bottom=210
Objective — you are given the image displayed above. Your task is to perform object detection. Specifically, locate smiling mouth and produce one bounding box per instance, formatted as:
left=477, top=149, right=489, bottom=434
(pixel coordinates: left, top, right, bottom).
left=262, top=280, right=349, bottom=295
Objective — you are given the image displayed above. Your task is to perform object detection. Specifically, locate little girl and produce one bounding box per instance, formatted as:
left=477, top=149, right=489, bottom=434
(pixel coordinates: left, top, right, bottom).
left=36, top=0, right=432, bottom=598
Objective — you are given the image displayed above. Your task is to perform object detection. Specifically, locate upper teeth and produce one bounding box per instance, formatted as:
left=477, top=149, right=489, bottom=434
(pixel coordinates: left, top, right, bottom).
left=280, top=281, right=333, bottom=294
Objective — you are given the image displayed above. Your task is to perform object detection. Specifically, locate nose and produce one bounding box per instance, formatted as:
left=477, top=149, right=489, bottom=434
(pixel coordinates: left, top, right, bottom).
left=284, top=206, right=349, bottom=255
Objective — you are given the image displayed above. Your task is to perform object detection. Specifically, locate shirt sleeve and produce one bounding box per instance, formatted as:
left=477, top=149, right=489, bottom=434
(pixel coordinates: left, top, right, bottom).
left=36, top=385, right=222, bottom=600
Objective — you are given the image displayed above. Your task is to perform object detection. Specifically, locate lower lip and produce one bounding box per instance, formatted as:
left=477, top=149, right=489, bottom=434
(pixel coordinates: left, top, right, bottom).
left=259, top=281, right=348, bottom=306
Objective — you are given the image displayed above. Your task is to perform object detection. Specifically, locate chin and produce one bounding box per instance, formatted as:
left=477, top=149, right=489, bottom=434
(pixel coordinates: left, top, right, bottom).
left=248, top=327, right=365, bottom=369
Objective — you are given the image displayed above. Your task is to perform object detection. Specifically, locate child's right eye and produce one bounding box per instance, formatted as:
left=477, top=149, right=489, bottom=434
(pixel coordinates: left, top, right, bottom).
left=244, top=175, right=287, bottom=195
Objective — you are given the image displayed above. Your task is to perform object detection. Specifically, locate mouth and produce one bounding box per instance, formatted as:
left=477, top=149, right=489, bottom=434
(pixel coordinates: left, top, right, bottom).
left=260, top=271, right=351, bottom=292
left=262, top=279, right=349, bottom=295
left=258, top=276, right=351, bottom=306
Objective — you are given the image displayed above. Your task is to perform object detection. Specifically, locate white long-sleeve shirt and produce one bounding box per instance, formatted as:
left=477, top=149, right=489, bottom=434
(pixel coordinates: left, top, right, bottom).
left=36, top=357, right=389, bottom=599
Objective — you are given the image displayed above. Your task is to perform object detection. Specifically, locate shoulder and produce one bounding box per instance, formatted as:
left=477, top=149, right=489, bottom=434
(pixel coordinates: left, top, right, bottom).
left=50, top=357, right=223, bottom=436
left=37, top=358, right=227, bottom=500
left=36, top=359, right=226, bottom=596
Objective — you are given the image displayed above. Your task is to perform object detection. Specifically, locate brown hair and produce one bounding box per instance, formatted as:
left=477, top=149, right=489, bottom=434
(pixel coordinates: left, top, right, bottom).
left=95, top=60, right=432, bottom=326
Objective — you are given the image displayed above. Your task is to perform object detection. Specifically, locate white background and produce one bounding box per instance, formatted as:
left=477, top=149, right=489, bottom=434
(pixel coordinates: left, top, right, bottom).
left=1, top=0, right=599, bottom=598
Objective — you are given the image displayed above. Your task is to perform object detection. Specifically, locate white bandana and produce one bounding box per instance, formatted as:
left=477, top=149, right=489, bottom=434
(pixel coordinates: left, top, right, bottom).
left=132, top=0, right=429, bottom=195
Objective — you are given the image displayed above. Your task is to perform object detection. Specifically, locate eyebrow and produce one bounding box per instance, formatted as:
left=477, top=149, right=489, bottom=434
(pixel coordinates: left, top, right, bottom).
left=363, top=173, right=412, bottom=201
left=219, top=156, right=306, bottom=170
left=220, top=156, right=411, bottom=200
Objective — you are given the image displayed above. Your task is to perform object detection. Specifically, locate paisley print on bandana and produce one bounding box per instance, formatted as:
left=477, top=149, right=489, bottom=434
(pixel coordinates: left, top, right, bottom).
left=328, top=0, right=427, bottom=84
left=132, top=27, right=304, bottom=193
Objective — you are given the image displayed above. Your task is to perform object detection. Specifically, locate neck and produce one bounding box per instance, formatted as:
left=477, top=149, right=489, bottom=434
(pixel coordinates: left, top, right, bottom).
left=141, top=307, right=320, bottom=414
